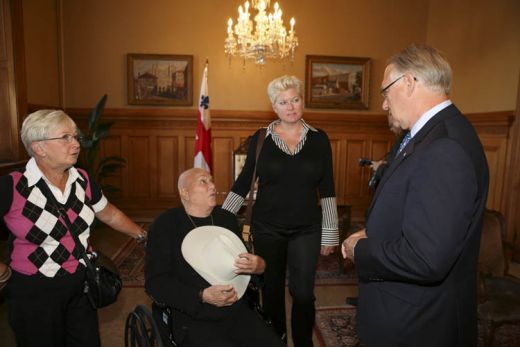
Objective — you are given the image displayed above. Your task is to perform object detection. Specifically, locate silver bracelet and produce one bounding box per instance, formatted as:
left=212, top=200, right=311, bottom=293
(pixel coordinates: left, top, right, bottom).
left=136, top=230, right=147, bottom=243
left=0, top=266, right=12, bottom=283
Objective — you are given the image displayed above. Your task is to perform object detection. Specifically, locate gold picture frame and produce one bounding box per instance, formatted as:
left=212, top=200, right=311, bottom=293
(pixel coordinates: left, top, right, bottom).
left=305, top=55, right=370, bottom=109
left=127, top=53, right=193, bottom=106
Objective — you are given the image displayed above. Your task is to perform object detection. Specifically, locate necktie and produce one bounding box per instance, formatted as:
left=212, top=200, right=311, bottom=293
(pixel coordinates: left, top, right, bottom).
left=396, top=132, right=411, bottom=157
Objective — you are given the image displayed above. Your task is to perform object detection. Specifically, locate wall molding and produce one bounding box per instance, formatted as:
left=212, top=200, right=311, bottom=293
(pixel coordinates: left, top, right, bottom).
left=28, top=104, right=516, bottom=223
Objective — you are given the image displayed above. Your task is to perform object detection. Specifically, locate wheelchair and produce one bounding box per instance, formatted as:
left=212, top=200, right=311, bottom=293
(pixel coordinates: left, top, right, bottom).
left=124, top=303, right=177, bottom=347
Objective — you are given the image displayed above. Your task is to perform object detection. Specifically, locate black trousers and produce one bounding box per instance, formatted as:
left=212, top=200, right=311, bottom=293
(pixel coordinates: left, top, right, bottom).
left=252, top=220, right=321, bottom=347
left=156, top=299, right=284, bottom=347
left=5, top=268, right=100, bottom=347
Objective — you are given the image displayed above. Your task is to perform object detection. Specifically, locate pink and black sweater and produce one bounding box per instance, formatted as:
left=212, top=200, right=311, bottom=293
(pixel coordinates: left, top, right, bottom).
left=1, top=162, right=105, bottom=278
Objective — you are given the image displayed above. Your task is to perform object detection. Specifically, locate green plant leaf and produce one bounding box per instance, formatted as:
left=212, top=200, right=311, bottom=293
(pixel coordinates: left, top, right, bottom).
left=97, top=163, right=125, bottom=174
left=100, top=184, right=121, bottom=193
left=89, top=94, right=108, bottom=131
left=97, top=156, right=126, bottom=166
left=92, top=122, right=115, bottom=141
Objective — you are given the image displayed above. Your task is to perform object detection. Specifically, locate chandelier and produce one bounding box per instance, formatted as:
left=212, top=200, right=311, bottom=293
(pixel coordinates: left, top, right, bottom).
left=224, top=0, right=298, bottom=65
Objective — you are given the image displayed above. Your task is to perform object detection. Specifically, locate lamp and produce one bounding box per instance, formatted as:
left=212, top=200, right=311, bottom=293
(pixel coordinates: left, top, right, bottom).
left=224, top=0, right=298, bottom=65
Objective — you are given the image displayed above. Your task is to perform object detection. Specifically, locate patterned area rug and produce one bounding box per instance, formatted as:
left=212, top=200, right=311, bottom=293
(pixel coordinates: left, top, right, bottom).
left=114, top=239, right=357, bottom=287
left=113, top=239, right=146, bottom=287
left=315, top=306, right=520, bottom=347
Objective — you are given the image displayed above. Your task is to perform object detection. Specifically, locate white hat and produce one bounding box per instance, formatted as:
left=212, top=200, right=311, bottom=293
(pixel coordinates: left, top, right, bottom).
left=181, top=225, right=251, bottom=299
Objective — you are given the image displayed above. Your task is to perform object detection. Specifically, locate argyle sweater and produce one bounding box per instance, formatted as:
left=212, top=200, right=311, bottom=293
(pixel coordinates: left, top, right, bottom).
left=1, top=167, right=103, bottom=277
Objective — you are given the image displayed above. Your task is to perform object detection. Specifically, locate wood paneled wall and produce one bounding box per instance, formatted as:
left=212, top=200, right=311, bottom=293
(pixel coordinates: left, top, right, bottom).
left=67, top=108, right=514, bottom=222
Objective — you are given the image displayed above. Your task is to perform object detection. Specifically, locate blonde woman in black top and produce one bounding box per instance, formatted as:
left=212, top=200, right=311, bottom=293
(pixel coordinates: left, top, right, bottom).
left=223, top=75, right=338, bottom=347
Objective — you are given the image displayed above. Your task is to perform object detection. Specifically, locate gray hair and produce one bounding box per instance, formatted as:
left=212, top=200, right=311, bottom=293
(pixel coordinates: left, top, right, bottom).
left=267, top=75, right=303, bottom=104
left=21, top=109, right=76, bottom=157
left=387, top=44, right=452, bottom=95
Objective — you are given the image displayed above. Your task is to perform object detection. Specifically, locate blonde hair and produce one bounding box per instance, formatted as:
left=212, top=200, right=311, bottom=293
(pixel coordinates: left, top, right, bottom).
left=387, top=44, right=452, bottom=95
left=267, top=75, right=303, bottom=104
left=21, top=109, right=76, bottom=157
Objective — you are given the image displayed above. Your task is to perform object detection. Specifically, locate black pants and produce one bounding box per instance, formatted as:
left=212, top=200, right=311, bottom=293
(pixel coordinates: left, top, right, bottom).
left=253, top=220, right=321, bottom=347
left=156, top=299, right=284, bottom=347
left=5, top=268, right=100, bottom=347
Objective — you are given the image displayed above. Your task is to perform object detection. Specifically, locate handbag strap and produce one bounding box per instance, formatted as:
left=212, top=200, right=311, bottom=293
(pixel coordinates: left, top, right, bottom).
left=56, top=204, right=94, bottom=269
left=242, top=128, right=266, bottom=247
left=37, top=180, right=94, bottom=270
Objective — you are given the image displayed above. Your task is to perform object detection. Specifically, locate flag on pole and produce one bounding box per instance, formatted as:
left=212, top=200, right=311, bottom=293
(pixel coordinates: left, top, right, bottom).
left=194, top=60, right=212, bottom=173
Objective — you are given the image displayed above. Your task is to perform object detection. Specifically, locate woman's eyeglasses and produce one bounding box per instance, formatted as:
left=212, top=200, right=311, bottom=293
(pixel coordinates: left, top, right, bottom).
left=35, top=134, right=83, bottom=143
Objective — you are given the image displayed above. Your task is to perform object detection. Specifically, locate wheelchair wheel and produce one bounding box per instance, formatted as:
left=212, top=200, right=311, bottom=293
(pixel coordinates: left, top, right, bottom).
left=124, top=304, right=164, bottom=347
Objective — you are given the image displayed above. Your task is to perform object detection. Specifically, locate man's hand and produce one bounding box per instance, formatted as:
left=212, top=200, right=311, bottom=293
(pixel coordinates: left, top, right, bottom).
left=370, top=160, right=386, bottom=171
left=342, top=229, right=367, bottom=261
left=234, top=253, right=266, bottom=274
left=201, top=285, right=238, bottom=307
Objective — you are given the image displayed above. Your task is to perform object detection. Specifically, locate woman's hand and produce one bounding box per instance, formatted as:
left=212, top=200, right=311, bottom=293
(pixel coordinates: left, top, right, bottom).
left=234, top=253, right=266, bottom=274
left=320, top=245, right=336, bottom=256
left=201, top=285, right=238, bottom=307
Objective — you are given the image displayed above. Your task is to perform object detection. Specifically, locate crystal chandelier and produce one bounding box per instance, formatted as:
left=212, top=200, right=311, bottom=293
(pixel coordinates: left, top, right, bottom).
left=224, top=0, right=299, bottom=65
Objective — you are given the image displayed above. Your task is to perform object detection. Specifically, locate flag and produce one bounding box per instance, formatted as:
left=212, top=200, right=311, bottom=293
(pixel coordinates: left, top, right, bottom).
left=194, top=61, right=212, bottom=173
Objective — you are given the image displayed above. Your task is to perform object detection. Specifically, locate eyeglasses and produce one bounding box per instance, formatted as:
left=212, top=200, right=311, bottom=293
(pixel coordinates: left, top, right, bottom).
left=380, top=75, right=418, bottom=99
left=276, top=96, right=302, bottom=108
left=36, top=134, right=83, bottom=143
left=380, top=75, right=405, bottom=99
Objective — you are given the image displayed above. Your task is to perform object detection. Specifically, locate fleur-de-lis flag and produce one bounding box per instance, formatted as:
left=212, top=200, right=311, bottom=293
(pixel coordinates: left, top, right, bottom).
left=194, top=61, right=212, bottom=173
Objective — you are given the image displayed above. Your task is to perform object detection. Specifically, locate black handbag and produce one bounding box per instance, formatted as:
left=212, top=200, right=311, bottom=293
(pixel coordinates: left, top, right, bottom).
left=83, top=250, right=123, bottom=309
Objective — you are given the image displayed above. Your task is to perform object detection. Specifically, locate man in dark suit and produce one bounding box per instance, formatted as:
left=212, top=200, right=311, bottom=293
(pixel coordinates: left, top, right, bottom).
left=342, top=44, right=489, bottom=346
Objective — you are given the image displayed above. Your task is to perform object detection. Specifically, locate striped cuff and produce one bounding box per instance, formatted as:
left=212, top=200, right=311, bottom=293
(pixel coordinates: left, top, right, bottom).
left=222, top=191, right=245, bottom=215
left=321, top=197, right=339, bottom=246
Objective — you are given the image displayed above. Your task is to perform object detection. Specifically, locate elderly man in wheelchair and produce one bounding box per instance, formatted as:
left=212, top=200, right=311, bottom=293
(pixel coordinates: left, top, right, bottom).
left=143, top=168, right=283, bottom=347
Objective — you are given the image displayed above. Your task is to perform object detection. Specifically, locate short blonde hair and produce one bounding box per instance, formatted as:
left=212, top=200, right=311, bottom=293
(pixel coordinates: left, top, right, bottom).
left=21, top=109, right=76, bottom=157
left=267, top=75, right=303, bottom=104
left=387, top=44, right=452, bottom=95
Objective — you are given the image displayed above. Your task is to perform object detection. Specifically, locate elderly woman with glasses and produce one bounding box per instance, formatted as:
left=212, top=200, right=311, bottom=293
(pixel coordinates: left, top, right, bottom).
left=222, top=75, right=339, bottom=347
left=0, top=109, right=146, bottom=347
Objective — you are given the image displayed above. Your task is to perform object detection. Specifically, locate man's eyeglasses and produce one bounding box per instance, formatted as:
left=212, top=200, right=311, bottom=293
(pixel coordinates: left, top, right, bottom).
left=380, top=75, right=417, bottom=99
left=276, top=96, right=302, bottom=108
left=36, top=134, right=83, bottom=143
left=380, top=75, right=405, bottom=99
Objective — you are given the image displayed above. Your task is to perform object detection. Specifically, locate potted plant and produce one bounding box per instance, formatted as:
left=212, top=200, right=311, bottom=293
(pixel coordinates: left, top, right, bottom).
left=78, top=94, right=126, bottom=193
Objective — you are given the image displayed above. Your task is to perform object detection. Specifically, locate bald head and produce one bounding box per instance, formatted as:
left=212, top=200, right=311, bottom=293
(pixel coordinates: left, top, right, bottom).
left=178, top=167, right=211, bottom=190
left=178, top=168, right=216, bottom=213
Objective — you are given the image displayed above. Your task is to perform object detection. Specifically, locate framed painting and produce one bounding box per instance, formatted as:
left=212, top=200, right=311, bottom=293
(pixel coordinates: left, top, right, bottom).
left=305, top=55, right=370, bottom=109
left=127, top=53, right=193, bottom=106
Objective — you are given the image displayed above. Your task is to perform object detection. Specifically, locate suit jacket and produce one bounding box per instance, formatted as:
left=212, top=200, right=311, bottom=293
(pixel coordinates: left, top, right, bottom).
left=355, top=104, right=489, bottom=346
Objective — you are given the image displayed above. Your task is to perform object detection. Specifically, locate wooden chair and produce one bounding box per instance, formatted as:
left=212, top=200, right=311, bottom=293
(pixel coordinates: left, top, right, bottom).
left=477, top=209, right=520, bottom=347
